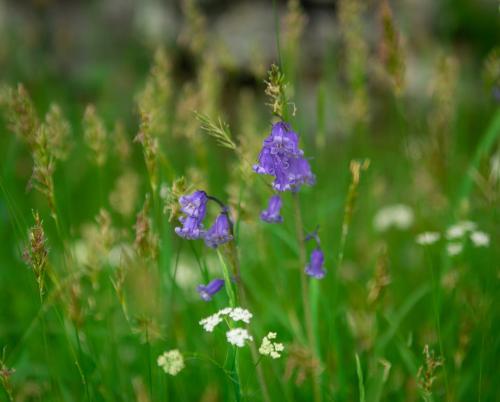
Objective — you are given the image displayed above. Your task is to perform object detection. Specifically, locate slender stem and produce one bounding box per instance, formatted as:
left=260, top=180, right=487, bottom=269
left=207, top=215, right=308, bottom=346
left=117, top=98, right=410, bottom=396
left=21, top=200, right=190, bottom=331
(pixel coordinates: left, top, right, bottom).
left=272, top=0, right=282, bottom=70
left=146, top=328, right=153, bottom=400
left=218, top=246, right=271, bottom=402
left=217, top=249, right=242, bottom=400
left=217, top=249, right=237, bottom=307
left=292, top=193, right=321, bottom=402
left=74, top=324, right=91, bottom=402
left=425, top=252, right=450, bottom=402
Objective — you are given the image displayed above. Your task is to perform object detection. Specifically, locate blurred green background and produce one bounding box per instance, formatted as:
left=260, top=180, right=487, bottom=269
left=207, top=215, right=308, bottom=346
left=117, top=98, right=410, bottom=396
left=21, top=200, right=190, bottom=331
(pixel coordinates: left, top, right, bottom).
left=0, top=0, right=499, bottom=401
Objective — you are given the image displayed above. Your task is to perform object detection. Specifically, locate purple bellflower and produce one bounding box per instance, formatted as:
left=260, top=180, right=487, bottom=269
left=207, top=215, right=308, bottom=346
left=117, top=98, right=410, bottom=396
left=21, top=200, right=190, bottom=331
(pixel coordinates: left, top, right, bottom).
left=305, top=248, right=326, bottom=279
left=260, top=194, right=284, bottom=223
left=253, top=122, right=315, bottom=192
left=175, top=215, right=204, bottom=240
left=175, top=190, right=208, bottom=240
left=305, top=226, right=326, bottom=279
left=204, top=212, right=233, bottom=248
left=179, top=190, right=208, bottom=219
left=197, top=278, right=225, bottom=301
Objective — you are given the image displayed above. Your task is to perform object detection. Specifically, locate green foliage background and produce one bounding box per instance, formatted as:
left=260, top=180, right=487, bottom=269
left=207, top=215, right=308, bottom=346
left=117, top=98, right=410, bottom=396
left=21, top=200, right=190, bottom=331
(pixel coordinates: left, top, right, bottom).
left=0, top=0, right=499, bottom=401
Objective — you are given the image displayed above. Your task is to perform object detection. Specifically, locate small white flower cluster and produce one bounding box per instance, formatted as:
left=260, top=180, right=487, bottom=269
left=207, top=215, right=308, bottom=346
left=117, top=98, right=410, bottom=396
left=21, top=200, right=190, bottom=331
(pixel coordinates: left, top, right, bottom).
left=199, top=307, right=254, bottom=348
left=258, top=332, right=285, bottom=359
left=226, top=328, right=253, bottom=347
left=373, top=204, right=414, bottom=232
left=446, top=221, right=477, bottom=240
left=446, top=221, right=490, bottom=256
left=416, top=221, right=490, bottom=256
left=199, top=307, right=253, bottom=332
left=416, top=232, right=441, bottom=246
left=157, top=349, right=185, bottom=376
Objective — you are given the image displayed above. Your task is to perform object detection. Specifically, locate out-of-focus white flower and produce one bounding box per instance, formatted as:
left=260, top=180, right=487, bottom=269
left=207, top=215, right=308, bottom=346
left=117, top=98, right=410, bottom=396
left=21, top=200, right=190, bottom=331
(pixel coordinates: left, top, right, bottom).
left=226, top=328, right=253, bottom=347
left=107, top=243, right=134, bottom=267
left=199, top=313, right=224, bottom=332
left=470, top=231, right=490, bottom=247
left=446, top=221, right=477, bottom=239
left=259, top=332, right=284, bottom=359
left=373, top=204, right=414, bottom=232
left=157, top=349, right=185, bottom=375
left=228, top=307, right=253, bottom=324
left=416, top=232, right=441, bottom=245
left=447, top=243, right=463, bottom=256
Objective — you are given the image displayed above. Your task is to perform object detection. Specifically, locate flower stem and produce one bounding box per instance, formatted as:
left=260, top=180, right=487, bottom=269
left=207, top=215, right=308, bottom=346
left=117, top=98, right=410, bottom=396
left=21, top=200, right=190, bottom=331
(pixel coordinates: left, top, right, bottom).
left=217, top=249, right=237, bottom=307
left=292, top=193, right=321, bottom=402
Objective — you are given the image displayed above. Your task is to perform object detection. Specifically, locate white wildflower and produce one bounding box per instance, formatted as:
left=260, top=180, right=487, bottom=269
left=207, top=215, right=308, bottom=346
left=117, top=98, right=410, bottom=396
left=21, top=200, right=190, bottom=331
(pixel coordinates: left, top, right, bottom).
left=228, top=307, right=253, bottom=324
left=200, top=307, right=253, bottom=335
left=373, top=204, right=414, bottom=232
left=446, top=221, right=477, bottom=239
left=447, top=242, right=463, bottom=256
left=226, top=328, right=253, bottom=347
left=199, top=313, right=223, bottom=332
left=219, top=307, right=233, bottom=316
left=259, top=332, right=285, bottom=359
left=157, top=349, right=185, bottom=375
left=416, top=232, right=441, bottom=245
left=470, top=231, right=490, bottom=247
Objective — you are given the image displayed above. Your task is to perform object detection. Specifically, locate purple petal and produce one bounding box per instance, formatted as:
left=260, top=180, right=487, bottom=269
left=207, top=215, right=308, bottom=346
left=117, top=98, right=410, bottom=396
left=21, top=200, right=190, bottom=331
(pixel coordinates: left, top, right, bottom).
left=197, top=278, right=225, bottom=301
left=305, top=248, right=326, bottom=279
left=260, top=194, right=284, bottom=223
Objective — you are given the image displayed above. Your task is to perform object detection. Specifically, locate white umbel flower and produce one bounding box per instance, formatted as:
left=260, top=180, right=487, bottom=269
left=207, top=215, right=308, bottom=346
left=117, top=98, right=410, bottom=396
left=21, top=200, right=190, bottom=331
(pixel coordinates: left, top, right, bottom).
left=199, top=313, right=223, bottom=332
left=447, top=242, right=463, bottom=256
left=199, top=307, right=253, bottom=333
left=373, top=204, right=414, bottom=232
left=226, top=328, right=253, bottom=347
left=470, top=231, right=490, bottom=247
left=446, top=221, right=477, bottom=239
left=157, top=349, right=185, bottom=375
left=259, top=332, right=285, bottom=359
left=228, top=307, right=253, bottom=324
left=416, top=232, right=441, bottom=245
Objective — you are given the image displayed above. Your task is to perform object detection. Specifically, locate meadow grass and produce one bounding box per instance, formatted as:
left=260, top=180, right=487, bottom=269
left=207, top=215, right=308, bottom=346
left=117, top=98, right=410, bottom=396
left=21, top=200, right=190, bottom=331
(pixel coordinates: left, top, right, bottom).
left=0, top=0, right=499, bottom=401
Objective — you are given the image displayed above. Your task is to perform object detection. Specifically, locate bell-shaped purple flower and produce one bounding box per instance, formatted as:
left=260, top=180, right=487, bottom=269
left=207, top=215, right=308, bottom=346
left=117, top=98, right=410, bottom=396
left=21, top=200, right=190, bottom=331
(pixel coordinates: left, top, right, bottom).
left=179, top=190, right=208, bottom=219
left=175, top=190, right=208, bottom=240
left=204, top=213, right=233, bottom=248
left=253, top=121, right=315, bottom=192
left=197, top=278, right=224, bottom=301
left=175, top=215, right=204, bottom=239
left=260, top=195, right=284, bottom=223
left=305, top=248, right=326, bottom=279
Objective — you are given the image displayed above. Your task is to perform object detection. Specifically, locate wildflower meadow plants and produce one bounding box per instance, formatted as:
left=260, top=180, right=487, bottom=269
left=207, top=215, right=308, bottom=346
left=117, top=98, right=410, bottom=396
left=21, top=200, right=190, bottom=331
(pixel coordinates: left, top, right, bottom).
left=0, top=1, right=499, bottom=401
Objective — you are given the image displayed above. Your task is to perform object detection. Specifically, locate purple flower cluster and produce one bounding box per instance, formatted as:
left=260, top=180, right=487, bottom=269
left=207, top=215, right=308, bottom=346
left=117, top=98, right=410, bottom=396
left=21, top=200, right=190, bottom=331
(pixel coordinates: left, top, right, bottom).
left=175, top=190, right=233, bottom=249
left=254, top=122, right=315, bottom=192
